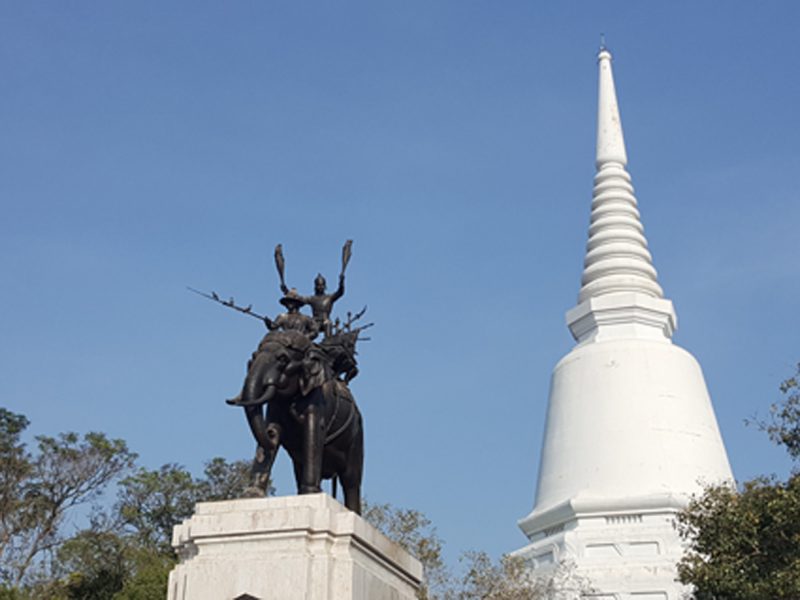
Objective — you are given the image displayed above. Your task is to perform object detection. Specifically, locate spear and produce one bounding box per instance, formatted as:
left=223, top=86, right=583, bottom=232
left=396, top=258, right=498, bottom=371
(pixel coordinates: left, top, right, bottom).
left=187, top=287, right=270, bottom=324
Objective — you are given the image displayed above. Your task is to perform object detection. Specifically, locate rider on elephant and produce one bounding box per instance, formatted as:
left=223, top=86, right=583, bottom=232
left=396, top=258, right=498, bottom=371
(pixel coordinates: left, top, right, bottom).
left=228, top=290, right=318, bottom=406
left=281, top=274, right=344, bottom=338
left=265, top=288, right=319, bottom=340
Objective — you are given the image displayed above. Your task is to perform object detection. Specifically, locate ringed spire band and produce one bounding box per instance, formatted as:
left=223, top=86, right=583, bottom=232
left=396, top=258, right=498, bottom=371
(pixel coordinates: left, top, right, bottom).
left=567, top=48, right=676, bottom=343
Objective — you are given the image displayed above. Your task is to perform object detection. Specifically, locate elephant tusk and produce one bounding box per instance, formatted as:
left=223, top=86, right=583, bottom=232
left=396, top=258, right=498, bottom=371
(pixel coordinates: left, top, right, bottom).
left=225, top=394, right=243, bottom=406
left=229, top=384, right=277, bottom=407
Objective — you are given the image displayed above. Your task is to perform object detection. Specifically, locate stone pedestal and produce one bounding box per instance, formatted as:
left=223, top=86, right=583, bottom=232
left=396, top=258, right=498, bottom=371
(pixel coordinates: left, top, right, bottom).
left=167, top=493, right=422, bottom=600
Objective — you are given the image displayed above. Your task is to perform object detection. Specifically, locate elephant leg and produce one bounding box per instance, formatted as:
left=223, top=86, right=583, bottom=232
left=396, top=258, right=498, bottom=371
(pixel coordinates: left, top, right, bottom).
left=340, top=472, right=361, bottom=514
left=339, top=427, right=363, bottom=514
left=298, top=402, right=323, bottom=494
left=247, top=422, right=281, bottom=496
left=291, top=457, right=304, bottom=495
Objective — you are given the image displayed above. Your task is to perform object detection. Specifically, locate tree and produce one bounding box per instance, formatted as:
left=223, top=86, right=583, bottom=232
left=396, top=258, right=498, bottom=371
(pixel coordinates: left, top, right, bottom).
left=0, top=409, right=136, bottom=591
left=756, top=363, right=800, bottom=459
left=454, top=551, right=585, bottom=600
left=56, top=524, right=131, bottom=599
left=116, top=458, right=258, bottom=555
left=677, top=363, right=800, bottom=599
left=3, top=409, right=587, bottom=599
left=362, top=500, right=447, bottom=599
left=50, top=518, right=178, bottom=600
left=194, top=456, right=263, bottom=501
left=362, top=499, right=588, bottom=600
left=59, top=457, right=259, bottom=599
left=0, top=410, right=259, bottom=599
left=116, top=464, right=197, bottom=555
left=0, top=410, right=32, bottom=585
left=676, top=476, right=800, bottom=600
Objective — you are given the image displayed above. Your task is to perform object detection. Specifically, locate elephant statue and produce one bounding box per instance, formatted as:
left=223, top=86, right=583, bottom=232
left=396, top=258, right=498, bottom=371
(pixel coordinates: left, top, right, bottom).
left=228, top=329, right=364, bottom=514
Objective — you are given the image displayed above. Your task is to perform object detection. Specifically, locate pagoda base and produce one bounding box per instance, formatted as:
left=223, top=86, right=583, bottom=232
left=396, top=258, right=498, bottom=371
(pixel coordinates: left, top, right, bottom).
left=514, top=494, right=691, bottom=600
left=167, top=493, right=422, bottom=600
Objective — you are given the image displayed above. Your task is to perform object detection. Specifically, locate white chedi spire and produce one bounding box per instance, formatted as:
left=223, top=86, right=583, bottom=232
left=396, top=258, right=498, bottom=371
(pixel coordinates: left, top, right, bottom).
left=582, top=48, right=661, bottom=300
left=514, top=47, right=733, bottom=600
left=595, top=48, right=628, bottom=168
left=567, top=49, right=676, bottom=344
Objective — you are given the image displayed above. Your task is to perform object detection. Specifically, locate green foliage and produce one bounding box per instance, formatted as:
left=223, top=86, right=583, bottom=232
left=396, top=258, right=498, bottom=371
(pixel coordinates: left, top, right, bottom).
left=456, top=551, right=582, bottom=600
left=117, top=464, right=197, bottom=555
left=755, top=363, right=800, bottom=460
left=362, top=499, right=446, bottom=598
left=0, top=578, right=69, bottom=600
left=456, top=551, right=538, bottom=600
left=362, top=499, right=587, bottom=600
left=362, top=500, right=445, bottom=573
left=57, top=525, right=130, bottom=599
left=678, top=363, right=800, bottom=599
left=63, top=457, right=254, bottom=597
left=677, top=476, right=800, bottom=599
left=0, top=410, right=33, bottom=586
left=3, top=409, right=588, bottom=599
left=0, top=409, right=136, bottom=589
left=453, top=551, right=587, bottom=600
left=195, top=456, right=262, bottom=501
left=54, top=528, right=175, bottom=600
left=0, top=410, right=256, bottom=599
left=117, top=457, right=258, bottom=555
left=109, top=548, right=174, bottom=600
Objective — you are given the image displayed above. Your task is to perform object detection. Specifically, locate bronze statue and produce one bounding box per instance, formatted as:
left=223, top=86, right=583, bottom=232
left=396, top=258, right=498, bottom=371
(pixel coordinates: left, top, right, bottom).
left=266, top=289, right=319, bottom=339
left=276, top=241, right=351, bottom=337
left=195, top=241, right=367, bottom=513
left=228, top=329, right=363, bottom=512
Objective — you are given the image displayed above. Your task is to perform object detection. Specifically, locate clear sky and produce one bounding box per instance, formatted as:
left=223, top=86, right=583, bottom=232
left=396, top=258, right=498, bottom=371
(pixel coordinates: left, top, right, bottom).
left=2, top=1, right=799, bottom=565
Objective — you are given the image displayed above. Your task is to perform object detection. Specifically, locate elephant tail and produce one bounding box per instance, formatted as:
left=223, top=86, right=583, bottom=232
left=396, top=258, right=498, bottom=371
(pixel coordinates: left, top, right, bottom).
left=332, top=475, right=338, bottom=500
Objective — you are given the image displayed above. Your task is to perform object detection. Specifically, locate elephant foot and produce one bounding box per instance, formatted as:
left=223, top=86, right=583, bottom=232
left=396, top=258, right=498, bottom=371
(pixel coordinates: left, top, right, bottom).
left=299, top=485, right=322, bottom=494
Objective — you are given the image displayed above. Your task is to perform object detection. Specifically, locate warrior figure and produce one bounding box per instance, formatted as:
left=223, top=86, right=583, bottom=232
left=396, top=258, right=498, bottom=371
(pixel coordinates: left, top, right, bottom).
left=265, top=288, right=319, bottom=339
left=282, top=274, right=344, bottom=338
left=275, top=241, right=351, bottom=339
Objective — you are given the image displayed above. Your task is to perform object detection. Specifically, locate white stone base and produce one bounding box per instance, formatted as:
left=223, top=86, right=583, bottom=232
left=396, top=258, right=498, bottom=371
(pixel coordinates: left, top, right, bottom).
left=514, top=494, right=691, bottom=600
left=167, top=493, right=422, bottom=600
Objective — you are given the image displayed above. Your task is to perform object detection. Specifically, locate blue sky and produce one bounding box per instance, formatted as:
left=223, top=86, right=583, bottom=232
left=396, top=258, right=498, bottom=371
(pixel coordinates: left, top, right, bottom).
left=2, top=2, right=799, bottom=564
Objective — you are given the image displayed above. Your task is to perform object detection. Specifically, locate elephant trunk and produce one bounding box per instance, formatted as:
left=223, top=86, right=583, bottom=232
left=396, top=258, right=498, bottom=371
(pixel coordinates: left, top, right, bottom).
left=239, top=356, right=280, bottom=407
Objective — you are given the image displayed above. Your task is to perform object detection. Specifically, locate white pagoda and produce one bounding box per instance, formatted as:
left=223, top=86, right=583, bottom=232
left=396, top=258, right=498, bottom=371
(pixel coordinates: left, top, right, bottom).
left=514, top=48, right=734, bottom=599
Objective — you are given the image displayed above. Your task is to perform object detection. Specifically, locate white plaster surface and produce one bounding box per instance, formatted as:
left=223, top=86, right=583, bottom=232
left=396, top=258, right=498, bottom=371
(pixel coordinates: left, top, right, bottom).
left=516, top=505, right=690, bottom=600
left=515, top=338, right=732, bottom=599
left=515, top=48, right=734, bottom=600
left=167, top=493, right=422, bottom=600
left=529, top=338, right=732, bottom=519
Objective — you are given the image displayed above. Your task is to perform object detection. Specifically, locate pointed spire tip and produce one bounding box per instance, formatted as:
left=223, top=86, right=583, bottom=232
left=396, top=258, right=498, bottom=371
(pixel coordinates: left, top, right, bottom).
left=595, top=40, right=626, bottom=166
left=598, top=34, right=612, bottom=62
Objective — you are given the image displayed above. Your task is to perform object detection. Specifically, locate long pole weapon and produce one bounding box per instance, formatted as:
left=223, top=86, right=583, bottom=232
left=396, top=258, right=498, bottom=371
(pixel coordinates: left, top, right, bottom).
left=187, top=287, right=270, bottom=324
left=274, top=244, right=288, bottom=292
left=340, top=239, right=353, bottom=278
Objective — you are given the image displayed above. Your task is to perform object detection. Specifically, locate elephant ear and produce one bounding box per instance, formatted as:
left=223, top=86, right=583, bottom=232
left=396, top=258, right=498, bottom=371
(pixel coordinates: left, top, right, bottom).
left=300, top=348, right=327, bottom=396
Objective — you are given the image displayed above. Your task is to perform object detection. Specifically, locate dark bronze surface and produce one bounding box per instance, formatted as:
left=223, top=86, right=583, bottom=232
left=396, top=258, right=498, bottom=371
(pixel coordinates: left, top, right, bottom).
left=225, top=241, right=366, bottom=513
